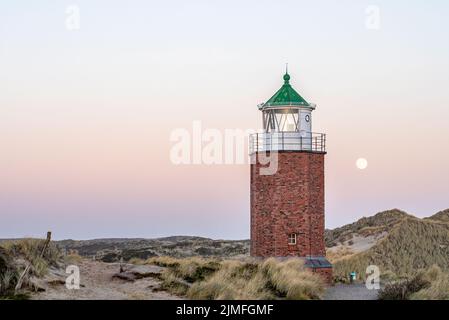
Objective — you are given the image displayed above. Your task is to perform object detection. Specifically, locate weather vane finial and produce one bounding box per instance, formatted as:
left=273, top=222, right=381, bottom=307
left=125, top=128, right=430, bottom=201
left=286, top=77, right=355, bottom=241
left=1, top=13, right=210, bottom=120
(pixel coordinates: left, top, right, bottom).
left=283, top=63, right=290, bottom=83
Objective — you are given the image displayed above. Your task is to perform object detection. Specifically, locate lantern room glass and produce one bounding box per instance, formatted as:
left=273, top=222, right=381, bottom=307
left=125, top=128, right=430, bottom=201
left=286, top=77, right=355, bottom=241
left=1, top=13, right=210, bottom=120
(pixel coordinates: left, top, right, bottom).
left=263, top=108, right=300, bottom=133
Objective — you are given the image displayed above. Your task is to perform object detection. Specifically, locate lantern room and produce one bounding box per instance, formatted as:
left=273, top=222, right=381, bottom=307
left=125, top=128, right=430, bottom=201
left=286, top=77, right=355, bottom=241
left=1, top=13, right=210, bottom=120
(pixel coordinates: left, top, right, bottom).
left=250, top=71, right=325, bottom=153
left=259, top=72, right=315, bottom=133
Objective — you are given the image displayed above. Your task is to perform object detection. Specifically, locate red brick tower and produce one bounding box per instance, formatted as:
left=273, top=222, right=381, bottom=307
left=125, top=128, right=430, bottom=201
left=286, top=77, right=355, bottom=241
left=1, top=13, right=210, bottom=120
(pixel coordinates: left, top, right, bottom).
left=249, top=70, right=332, bottom=283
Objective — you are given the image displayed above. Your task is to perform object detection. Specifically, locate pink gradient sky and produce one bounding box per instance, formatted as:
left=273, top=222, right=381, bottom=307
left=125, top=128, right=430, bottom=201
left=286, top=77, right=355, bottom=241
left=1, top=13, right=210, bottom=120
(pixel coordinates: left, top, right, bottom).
left=1, top=1, right=449, bottom=239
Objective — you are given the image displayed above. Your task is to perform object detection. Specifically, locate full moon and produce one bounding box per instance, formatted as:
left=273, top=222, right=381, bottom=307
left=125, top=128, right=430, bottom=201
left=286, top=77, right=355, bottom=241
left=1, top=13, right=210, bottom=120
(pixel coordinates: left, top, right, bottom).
left=356, top=158, right=368, bottom=170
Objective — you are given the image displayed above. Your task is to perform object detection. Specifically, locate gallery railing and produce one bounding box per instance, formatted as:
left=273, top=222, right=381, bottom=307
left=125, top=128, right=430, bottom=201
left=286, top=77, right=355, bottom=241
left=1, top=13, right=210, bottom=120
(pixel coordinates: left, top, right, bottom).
left=249, top=132, right=326, bottom=154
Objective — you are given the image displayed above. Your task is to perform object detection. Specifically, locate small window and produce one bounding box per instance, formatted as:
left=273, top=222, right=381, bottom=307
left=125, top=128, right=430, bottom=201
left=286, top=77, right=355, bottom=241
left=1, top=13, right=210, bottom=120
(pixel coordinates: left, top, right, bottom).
left=288, top=233, right=297, bottom=245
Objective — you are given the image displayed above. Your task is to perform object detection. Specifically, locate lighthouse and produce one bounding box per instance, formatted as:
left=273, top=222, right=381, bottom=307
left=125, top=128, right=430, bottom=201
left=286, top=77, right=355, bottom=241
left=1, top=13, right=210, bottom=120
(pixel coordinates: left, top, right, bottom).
left=249, top=70, right=332, bottom=283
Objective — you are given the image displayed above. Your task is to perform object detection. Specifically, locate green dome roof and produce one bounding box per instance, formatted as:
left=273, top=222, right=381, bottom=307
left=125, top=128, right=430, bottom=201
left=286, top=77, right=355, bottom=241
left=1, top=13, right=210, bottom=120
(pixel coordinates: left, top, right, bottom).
left=263, top=72, right=310, bottom=107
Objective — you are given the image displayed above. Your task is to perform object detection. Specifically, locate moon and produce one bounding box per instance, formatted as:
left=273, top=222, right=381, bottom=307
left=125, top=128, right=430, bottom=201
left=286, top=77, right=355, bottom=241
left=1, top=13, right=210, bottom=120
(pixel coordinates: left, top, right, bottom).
left=356, top=158, right=368, bottom=170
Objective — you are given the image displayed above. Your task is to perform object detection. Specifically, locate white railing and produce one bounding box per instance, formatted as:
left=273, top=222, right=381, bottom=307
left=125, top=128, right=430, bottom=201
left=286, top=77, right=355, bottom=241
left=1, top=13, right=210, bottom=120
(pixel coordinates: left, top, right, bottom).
left=249, top=132, right=326, bottom=154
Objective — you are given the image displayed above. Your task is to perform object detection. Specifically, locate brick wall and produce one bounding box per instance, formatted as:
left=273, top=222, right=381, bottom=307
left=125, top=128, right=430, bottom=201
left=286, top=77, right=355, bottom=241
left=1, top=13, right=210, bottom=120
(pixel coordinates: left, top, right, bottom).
left=310, top=267, right=333, bottom=285
left=250, top=151, right=326, bottom=257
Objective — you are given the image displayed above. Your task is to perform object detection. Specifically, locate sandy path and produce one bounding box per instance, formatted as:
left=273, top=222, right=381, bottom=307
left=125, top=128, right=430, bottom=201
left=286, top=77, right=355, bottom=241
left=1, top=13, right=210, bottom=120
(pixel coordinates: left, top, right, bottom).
left=323, top=284, right=379, bottom=300
left=32, top=259, right=180, bottom=300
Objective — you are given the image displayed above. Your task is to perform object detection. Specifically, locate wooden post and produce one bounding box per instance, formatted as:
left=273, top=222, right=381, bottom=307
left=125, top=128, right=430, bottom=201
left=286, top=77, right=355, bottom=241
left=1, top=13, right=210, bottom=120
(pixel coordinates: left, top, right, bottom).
left=119, top=257, right=124, bottom=273
left=40, top=232, right=52, bottom=258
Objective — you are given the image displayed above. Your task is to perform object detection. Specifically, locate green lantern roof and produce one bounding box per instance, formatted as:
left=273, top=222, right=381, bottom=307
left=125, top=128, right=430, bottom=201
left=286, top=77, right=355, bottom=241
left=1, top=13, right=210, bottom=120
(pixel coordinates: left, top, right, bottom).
left=263, top=72, right=310, bottom=107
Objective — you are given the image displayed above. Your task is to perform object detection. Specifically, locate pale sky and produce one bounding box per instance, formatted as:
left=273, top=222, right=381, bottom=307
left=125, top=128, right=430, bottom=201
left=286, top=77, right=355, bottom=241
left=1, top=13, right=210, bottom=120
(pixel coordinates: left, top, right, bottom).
left=1, top=1, right=449, bottom=239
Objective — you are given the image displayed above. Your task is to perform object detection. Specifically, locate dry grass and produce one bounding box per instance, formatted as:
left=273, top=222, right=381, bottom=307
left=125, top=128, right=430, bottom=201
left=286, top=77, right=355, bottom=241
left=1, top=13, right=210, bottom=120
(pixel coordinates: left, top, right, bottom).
left=410, top=265, right=449, bottom=300
left=147, top=256, right=184, bottom=268
left=425, top=209, right=449, bottom=223
left=147, top=256, right=221, bottom=280
left=378, top=265, right=449, bottom=300
left=326, top=246, right=354, bottom=263
left=332, top=218, right=449, bottom=282
left=258, top=258, right=324, bottom=300
left=64, top=253, right=83, bottom=264
left=146, top=257, right=325, bottom=300
left=128, top=257, right=145, bottom=265
left=2, top=238, right=61, bottom=278
left=3, top=238, right=60, bottom=262
left=325, top=209, right=411, bottom=247
left=0, top=245, right=16, bottom=298
left=187, top=260, right=264, bottom=299
left=146, top=256, right=221, bottom=295
left=378, top=272, right=430, bottom=300
left=357, top=226, right=385, bottom=237
left=1, top=238, right=62, bottom=299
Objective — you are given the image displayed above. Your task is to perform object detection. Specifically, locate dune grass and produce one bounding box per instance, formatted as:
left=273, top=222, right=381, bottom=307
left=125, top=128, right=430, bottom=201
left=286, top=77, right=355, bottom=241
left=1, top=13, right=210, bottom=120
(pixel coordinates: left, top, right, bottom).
left=325, top=209, right=411, bottom=247
left=146, top=256, right=325, bottom=300
left=378, top=265, right=449, bottom=300
left=0, top=238, right=61, bottom=299
left=64, top=253, right=83, bottom=264
left=2, top=238, right=60, bottom=277
left=333, top=218, right=449, bottom=281
left=410, top=265, right=449, bottom=300
left=0, top=247, right=18, bottom=298
left=326, top=246, right=354, bottom=264
left=330, top=216, right=449, bottom=300
left=145, top=256, right=222, bottom=295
